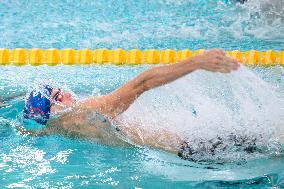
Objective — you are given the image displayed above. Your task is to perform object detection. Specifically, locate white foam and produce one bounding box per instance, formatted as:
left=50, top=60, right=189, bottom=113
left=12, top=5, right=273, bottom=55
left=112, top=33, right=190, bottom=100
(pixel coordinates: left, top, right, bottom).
left=117, top=66, right=284, bottom=146
left=238, top=0, right=284, bottom=40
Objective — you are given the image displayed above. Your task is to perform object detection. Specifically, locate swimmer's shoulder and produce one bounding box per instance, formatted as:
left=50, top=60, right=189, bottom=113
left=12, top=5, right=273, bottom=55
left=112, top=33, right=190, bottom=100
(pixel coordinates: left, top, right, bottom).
left=48, top=108, right=85, bottom=126
left=47, top=101, right=97, bottom=129
left=76, top=96, right=104, bottom=110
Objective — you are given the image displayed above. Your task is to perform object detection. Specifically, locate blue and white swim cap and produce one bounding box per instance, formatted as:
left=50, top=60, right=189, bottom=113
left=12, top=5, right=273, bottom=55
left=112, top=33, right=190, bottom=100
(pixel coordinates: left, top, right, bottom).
left=23, top=85, right=53, bottom=125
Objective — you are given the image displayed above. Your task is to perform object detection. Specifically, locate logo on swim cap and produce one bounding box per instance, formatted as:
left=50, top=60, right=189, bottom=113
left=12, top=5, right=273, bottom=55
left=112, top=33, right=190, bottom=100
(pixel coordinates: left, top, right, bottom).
left=23, top=85, right=53, bottom=125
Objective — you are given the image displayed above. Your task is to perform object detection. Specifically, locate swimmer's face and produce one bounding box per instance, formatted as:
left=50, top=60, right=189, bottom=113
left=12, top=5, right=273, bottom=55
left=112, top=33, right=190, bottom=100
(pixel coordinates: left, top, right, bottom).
left=51, top=88, right=75, bottom=107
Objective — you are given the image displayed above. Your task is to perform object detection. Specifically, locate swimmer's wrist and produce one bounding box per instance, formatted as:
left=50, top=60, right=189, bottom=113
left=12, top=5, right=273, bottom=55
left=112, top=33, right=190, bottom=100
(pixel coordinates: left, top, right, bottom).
left=182, top=56, right=200, bottom=71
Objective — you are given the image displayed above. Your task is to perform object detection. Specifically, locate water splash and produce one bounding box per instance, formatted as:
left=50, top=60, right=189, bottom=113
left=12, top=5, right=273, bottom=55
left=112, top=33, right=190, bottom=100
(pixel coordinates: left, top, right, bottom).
left=117, top=66, right=284, bottom=162
left=237, top=0, right=284, bottom=40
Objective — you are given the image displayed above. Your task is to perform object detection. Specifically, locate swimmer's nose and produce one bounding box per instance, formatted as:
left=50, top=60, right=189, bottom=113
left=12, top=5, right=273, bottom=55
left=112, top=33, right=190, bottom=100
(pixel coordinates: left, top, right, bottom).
left=65, top=92, right=72, bottom=99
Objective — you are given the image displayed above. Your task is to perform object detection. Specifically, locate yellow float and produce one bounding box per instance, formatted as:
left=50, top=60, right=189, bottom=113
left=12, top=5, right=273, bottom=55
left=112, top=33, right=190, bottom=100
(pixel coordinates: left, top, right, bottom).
left=0, top=48, right=282, bottom=66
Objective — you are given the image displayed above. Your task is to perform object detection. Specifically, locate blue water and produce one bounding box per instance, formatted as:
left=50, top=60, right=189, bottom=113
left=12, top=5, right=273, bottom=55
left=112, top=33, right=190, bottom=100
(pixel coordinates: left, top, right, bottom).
left=0, top=0, right=284, bottom=188
left=0, top=0, right=283, bottom=50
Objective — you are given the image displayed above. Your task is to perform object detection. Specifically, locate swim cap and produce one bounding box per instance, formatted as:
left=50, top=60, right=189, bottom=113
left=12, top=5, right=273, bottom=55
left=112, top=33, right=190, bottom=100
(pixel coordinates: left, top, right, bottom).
left=23, top=85, right=53, bottom=125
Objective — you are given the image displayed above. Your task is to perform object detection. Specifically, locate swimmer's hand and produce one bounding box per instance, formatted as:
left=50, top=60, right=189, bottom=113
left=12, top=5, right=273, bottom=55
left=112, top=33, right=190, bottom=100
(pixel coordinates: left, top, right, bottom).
left=190, top=49, right=240, bottom=73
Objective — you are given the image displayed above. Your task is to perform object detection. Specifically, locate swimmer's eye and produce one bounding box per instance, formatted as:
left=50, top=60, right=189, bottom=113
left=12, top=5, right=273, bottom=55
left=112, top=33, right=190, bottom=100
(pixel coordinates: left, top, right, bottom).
left=52, top=89, right=64, bottom=103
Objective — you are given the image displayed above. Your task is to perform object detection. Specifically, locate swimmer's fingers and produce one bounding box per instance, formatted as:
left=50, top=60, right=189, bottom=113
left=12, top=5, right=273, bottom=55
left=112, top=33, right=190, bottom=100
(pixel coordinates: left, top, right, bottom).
left=215, top=55, right=240, bottom=71
left=205, top=65, right=232, bottom=73
left=192, top=49, right=240, bottom=73
left=210, top=48, right=226, bottom=56
left=218, top=68, right=233, bottom=73
left=219, top=55, right=239, bottom=66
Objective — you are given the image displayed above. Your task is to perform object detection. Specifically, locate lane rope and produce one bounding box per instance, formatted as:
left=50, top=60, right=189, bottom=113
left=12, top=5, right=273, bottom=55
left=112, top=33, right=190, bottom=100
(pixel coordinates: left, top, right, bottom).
left=0, top=48, right=283, bottom=66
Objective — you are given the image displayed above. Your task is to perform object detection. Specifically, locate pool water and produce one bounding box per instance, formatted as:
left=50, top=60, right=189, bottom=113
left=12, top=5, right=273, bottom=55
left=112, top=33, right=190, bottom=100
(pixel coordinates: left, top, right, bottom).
left=0, top=0, right=284, bottom=188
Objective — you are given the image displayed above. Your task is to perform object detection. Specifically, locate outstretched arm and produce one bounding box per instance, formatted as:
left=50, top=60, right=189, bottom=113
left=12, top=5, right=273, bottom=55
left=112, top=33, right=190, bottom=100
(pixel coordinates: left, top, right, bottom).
left=80, top=49, right=240, bottom=118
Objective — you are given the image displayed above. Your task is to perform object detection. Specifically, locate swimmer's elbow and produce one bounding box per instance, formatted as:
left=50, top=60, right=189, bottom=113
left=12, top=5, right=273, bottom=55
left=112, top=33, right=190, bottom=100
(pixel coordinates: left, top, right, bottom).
left=140, top=79, right=151, bottom=92
left=141, top=79, right=162, bottom=92
left=137, top=69, right=160, bottom=92
left=129, top=72, right=151, bottom=93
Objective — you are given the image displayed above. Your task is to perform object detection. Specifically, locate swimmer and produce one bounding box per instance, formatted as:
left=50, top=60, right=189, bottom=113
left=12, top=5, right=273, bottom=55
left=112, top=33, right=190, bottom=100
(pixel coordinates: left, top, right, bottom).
left=21, top=49, right=240, bottom=159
